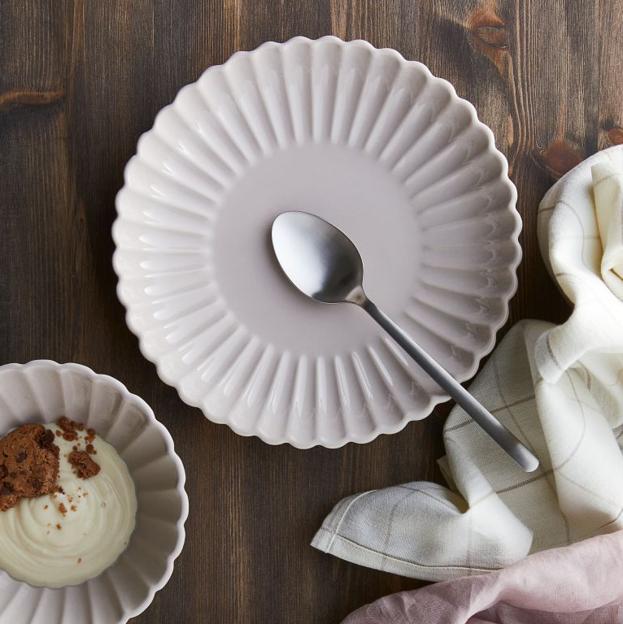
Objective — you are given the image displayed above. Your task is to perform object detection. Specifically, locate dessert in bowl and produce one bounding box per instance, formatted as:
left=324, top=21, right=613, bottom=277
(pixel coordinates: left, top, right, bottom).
left=0, top=361, right=188, bottom=624
left=0, top=418, right=136, bottom=588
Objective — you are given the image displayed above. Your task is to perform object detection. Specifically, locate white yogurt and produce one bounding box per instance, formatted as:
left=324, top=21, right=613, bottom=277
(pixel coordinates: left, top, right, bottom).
left=0, top=425, right=137, bottom=587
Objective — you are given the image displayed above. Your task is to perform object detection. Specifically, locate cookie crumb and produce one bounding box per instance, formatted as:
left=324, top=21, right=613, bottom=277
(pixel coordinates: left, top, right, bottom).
left=56, top=523, right=61, bottom=530
left=68, top=451, right=100, bottom=479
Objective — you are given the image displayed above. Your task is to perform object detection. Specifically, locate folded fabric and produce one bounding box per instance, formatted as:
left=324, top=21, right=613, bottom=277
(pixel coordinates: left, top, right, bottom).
left=312, top=145, right=623, bottom=581
left=342, top=529, right=623, bottom=624
left=593, top=158, right=623, bottom=298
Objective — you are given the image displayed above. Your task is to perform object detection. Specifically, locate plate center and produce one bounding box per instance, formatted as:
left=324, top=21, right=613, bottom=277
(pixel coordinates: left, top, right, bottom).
left=213, top=143, right=421, bottom=353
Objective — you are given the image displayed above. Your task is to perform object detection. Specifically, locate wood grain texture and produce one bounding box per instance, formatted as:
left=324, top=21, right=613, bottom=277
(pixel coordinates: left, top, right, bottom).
left=1, top=1, right=621, bottom=622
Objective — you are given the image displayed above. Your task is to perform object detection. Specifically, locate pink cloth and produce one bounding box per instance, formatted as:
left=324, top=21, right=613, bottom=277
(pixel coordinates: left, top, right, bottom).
left=343, top=531, right=623, bottom=624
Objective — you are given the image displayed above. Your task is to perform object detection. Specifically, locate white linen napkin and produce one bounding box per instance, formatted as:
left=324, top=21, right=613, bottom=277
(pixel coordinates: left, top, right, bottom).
left=311, top=145, right=623, bottom=582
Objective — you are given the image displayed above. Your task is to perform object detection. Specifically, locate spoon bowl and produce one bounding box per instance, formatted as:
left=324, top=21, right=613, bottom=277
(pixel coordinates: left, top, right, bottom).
left=271, top=212, right=365, bottom=304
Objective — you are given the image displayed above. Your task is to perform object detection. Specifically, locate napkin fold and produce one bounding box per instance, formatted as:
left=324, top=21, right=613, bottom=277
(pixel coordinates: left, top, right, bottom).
left=593, top=159, right=623, bottom=298
left=312, top=145, right=623, bottom=581
left=342, top=529, right=623, bottom=624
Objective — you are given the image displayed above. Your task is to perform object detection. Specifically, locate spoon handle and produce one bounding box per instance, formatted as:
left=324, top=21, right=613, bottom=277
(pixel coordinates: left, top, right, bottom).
left=362, top=299, right=539, bottom=473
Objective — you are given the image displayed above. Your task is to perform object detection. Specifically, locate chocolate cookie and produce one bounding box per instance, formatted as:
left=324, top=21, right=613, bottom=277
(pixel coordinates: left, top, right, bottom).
left=0, top=424, right=60, bottom=512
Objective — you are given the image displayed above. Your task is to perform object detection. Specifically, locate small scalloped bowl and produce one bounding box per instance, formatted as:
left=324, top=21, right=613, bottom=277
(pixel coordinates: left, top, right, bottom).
left=0, top=361, right=188, bottom=624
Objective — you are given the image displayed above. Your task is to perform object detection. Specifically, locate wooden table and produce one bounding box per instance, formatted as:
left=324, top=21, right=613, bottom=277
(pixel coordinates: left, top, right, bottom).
left=1, top=1, right=621, bottom=622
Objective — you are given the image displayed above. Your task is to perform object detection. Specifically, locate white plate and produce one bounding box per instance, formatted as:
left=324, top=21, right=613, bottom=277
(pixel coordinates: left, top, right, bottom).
left=113, top=36, right=520, bottom=448
left=0, top=361, right=188, bottom=624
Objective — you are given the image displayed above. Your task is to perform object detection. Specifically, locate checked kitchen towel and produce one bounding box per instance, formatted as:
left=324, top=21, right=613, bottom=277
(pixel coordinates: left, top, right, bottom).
left=312, top=145, right=623, bottom=581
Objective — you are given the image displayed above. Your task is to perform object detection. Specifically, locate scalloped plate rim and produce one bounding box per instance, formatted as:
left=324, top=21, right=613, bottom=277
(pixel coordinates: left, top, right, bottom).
left=112, top=35, right=522, bottom=449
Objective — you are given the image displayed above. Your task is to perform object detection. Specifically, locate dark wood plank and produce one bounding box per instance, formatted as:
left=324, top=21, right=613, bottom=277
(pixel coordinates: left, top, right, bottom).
left=1, top=1, right=622, bottom=622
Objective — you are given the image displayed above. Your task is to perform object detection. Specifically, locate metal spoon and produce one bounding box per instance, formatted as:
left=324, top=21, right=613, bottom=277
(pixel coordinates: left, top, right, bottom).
left=271, top=211, right=539, bottom=472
